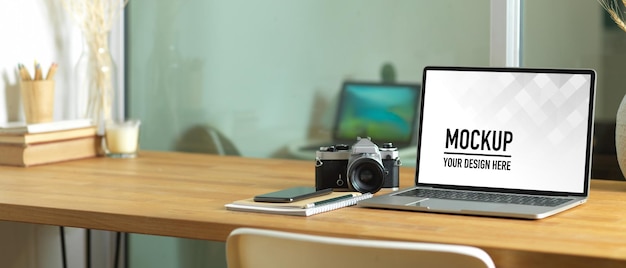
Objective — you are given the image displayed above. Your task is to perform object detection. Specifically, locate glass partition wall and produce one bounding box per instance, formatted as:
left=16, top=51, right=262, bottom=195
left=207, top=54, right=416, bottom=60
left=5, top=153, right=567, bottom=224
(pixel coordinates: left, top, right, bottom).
left=127, top=0, right=490, bottom=158
left=126, top=0, right=622, bottom=267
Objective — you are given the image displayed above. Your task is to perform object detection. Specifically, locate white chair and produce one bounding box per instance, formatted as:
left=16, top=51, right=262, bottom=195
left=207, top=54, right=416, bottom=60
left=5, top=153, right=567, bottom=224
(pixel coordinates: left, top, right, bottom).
left=226, top=228, right=495, bottom=268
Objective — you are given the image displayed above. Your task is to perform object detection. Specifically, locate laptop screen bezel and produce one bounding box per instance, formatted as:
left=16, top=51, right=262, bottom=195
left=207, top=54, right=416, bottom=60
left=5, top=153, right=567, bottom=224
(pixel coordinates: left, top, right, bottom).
left=332, top=81, right=421, bottom=148
left=414, top=66, right=596, bottom=197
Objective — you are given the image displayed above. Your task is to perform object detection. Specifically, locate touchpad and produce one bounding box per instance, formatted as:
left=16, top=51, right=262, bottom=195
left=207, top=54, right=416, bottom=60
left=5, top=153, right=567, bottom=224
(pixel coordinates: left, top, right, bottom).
left=412, top=199, right=505, bottom=211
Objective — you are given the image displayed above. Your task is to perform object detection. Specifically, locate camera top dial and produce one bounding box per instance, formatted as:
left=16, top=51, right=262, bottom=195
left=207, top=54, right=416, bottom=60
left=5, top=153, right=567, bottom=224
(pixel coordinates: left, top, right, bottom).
left=316, top=144, right=350, bottom=162
left=380, top=143, right=396, bottom=150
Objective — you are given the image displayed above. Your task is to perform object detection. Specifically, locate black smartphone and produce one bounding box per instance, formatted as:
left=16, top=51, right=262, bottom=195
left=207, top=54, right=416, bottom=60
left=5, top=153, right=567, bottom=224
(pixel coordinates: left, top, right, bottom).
left=253, top=186, right=332, bottom=203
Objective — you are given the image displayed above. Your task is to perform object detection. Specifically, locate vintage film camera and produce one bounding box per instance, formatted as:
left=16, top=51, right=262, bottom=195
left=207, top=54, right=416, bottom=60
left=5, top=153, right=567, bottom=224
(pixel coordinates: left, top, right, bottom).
left=315, top=137, right=400, bottom=193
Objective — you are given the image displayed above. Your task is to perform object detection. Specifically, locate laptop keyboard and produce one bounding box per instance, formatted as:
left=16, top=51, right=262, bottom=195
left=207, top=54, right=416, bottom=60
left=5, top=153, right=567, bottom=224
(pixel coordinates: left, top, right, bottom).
left=397, top=188, right=573, bottom=207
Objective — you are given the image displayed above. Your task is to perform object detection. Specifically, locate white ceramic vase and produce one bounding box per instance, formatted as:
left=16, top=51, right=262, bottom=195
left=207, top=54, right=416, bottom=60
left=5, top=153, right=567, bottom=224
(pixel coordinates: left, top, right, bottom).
left=615, top=94, right=626, bottom=178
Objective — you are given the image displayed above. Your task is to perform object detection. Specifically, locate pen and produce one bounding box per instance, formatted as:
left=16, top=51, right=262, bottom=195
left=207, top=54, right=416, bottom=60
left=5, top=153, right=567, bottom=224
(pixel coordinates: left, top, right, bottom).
left=304, top=194, right=355, bottom=208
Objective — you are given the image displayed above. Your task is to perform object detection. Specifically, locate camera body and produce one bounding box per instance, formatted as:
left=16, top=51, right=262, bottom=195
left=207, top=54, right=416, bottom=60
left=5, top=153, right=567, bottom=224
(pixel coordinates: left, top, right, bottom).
left=315, top=137, right=400, bottom=193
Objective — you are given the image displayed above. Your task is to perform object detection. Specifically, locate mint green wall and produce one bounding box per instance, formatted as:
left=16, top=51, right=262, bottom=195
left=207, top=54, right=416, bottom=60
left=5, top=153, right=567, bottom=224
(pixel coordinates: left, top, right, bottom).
left=130, top=236, right=225, bottom=268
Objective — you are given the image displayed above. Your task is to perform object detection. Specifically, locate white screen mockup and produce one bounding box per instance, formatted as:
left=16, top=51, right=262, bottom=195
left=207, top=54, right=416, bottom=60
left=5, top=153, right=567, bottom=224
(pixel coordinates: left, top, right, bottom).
left=417, top=69, right=594, bottom=194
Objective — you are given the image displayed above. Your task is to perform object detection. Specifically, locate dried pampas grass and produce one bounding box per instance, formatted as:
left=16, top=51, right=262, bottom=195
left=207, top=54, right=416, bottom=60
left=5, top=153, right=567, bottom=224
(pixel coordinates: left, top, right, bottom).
left=61, top=0, right=128, bottom=122
left=599, top=0, right=626, bottom=32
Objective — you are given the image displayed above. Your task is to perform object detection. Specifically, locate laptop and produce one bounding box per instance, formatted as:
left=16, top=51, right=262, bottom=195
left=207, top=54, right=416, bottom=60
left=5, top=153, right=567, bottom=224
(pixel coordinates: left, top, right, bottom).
left=359, top=66, right=596, bottom=219
left=301, top=81, right=421, bottom=150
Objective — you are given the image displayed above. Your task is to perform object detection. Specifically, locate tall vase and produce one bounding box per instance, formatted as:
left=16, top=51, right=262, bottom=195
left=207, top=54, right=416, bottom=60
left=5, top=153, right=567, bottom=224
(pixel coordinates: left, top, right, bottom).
left=615, top=94, right=626, bottom=179
left=75, top=32, right=117, bottom=135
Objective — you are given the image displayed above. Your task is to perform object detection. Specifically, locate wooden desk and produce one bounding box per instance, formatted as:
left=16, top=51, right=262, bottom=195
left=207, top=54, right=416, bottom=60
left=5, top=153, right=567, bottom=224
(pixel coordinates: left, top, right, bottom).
left=0, top=151, right=624, bottom=268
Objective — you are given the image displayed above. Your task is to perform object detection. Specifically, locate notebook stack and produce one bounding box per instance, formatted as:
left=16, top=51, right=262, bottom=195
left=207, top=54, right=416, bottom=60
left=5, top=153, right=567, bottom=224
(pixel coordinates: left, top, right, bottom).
left=0, top=119, right=98, bottom=167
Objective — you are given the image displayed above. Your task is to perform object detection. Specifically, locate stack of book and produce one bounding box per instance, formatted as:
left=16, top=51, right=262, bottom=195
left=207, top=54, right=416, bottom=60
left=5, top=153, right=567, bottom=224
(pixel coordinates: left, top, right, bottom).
left=0, top=119, right=98, bottom=167
left=225, top=191, right=373, bottom=216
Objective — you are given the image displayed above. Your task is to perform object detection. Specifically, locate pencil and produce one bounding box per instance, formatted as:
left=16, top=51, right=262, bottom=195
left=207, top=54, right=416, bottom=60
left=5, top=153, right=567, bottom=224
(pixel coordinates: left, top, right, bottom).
left=34, top=62, right=43, bottom=80
left=18, top=63, right=32, bottom=81
left=46, top=63, right=58, bottom=80
left=17, top=64, right=26, bottom=80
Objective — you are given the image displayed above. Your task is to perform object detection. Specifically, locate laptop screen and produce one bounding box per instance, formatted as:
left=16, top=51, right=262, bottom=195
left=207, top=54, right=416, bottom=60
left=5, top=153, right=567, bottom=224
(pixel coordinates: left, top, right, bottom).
left=334, top=82, right=420, bottom=147
left=416, top=67, right=595, bottom=195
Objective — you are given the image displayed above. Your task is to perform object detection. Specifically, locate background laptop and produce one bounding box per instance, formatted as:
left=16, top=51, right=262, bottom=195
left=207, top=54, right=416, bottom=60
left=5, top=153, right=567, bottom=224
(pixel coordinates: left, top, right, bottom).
left=359, top=66, right=596, bottom=219
left=302, top=81, right=421, bottom=149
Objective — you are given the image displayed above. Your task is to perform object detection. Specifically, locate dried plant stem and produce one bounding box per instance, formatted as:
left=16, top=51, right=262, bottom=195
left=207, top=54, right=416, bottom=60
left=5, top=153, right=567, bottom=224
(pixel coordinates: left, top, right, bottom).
left=598, top=0, right=626, bottom=32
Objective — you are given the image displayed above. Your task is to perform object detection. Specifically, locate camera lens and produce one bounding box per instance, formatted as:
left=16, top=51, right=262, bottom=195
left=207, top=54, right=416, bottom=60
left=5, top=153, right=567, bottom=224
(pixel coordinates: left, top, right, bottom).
left=348, top=159, right=385, bottom=193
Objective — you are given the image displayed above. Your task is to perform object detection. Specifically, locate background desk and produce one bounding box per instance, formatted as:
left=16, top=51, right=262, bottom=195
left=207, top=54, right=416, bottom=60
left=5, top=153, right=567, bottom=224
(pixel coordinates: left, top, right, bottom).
left=0, top=151, right=624, bottom=268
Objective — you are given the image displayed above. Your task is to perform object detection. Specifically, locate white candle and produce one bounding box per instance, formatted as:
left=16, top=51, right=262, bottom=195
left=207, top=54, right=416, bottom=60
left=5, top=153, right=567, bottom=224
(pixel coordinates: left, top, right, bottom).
left=105, top=120, right=141, bottom=156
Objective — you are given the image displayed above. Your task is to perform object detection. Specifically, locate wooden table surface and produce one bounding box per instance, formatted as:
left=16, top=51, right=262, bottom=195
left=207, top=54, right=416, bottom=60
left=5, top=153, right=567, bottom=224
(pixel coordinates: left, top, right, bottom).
left=0, top=151, right=625, bottom=268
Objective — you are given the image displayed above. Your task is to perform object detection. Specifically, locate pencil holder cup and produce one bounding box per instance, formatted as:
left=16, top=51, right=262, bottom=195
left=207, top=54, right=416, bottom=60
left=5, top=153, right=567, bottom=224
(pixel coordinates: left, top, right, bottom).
left=20, top=80, right=55, bottom=124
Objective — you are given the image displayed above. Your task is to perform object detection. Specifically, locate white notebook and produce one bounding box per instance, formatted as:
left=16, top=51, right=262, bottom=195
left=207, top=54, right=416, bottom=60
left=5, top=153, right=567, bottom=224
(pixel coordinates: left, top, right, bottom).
left=225, top=192, right=373, bottom=216
left=0, top=119, right=93, bottom=134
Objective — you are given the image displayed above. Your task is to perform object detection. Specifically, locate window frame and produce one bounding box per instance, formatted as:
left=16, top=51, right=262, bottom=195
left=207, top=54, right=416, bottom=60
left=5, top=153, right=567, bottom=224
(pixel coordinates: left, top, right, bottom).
left=490, top=0, right=521, bottom=67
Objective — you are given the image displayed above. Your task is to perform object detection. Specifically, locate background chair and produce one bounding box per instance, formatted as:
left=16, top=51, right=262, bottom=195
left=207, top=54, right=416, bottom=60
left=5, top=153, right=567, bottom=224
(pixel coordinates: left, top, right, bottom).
left=226, top=227, right=495, bottom=268
left=176, top=124, right=240, bottom=156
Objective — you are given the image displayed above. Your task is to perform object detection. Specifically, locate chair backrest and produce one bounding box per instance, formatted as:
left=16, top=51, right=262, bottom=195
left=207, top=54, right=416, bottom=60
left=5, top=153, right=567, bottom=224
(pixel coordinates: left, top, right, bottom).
left=176, top=124, right=240, bottom=156
left=226, top=228, right=495, bottom=268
